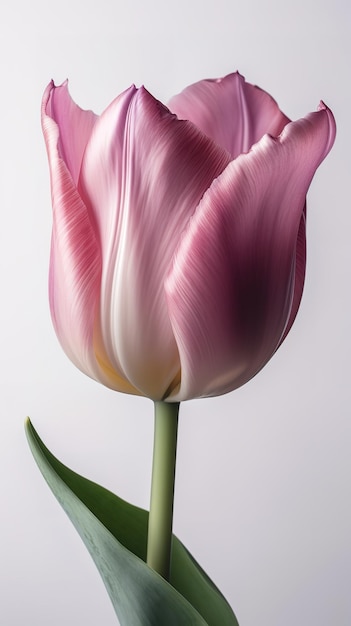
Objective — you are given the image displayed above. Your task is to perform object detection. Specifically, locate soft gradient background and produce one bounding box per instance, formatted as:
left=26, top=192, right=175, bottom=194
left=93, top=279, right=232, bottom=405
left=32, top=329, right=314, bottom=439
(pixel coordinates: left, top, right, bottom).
left=1, top=1, right=349, bottom=624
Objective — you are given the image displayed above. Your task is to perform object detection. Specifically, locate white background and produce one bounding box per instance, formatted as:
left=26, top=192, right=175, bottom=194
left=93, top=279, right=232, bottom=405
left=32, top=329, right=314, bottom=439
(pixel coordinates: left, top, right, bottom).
left=1, top=1, right=350, bottom=624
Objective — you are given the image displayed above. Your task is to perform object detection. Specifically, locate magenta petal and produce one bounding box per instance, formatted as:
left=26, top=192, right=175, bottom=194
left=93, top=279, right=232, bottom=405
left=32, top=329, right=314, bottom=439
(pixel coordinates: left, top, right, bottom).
left=166, top=104, right=336, bottom=401
left=79, top=86, right=231, bottom=399
left=168, top=72, right=290, bottom=158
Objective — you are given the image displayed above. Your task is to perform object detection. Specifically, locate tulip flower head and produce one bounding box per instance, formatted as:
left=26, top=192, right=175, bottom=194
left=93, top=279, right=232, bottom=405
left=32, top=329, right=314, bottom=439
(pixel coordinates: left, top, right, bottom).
left=42, top=72, right=335, bottom=402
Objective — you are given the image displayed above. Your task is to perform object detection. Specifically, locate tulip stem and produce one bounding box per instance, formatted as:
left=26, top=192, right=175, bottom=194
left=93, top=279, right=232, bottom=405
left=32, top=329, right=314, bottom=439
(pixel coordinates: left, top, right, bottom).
left=147, top=401, right=180, bottom=581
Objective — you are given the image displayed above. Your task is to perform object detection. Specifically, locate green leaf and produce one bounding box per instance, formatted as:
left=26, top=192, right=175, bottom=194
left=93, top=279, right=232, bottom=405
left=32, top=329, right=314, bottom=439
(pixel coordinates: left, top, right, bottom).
left=25, top=418, right=239, bottom=626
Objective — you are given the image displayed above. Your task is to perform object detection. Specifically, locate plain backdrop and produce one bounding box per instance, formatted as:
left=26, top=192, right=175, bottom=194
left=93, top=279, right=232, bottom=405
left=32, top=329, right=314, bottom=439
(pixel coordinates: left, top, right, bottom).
left=1, top=1, right=350, bottom=624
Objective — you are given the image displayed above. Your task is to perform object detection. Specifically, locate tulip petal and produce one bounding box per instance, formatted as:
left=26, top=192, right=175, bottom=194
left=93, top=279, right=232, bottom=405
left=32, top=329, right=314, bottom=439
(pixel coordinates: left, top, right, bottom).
left=79, top=87, right=231, bottom=399
left=166, top=104, right=336, bottom=401
left=168, top=72, right=290, bottom=158
left=42, top=83, right=140, bottom=396
left=44, top=81, right=97, bottom=185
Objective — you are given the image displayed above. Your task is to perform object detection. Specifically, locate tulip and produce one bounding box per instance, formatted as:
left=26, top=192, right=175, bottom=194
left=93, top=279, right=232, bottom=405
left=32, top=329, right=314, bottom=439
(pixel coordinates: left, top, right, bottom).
left=42, top=72, right=336, bottom=403
left=41, top=72, right=336, bottom=584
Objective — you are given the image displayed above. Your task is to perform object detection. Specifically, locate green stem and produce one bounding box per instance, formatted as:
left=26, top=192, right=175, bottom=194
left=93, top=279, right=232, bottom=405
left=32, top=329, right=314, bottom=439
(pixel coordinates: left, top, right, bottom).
left=147, top=401, right=180, bottom=580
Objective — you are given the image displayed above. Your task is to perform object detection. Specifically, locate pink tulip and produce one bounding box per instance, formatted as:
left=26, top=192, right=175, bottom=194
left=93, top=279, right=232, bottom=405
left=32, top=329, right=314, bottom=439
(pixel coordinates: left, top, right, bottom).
left=42, top=72, right=335, bottom=402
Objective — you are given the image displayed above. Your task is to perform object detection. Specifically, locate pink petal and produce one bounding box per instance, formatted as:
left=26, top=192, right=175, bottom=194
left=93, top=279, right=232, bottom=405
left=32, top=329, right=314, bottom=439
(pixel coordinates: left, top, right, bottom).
left=44, top=81, right=97, bottom=185
left=166, top=104, right=336, bottom=401
left=168, top=72, right=290, bottom=158
left=79, top=86, right=231, bottom=399
left=42, top=82, right=140, bottom=396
